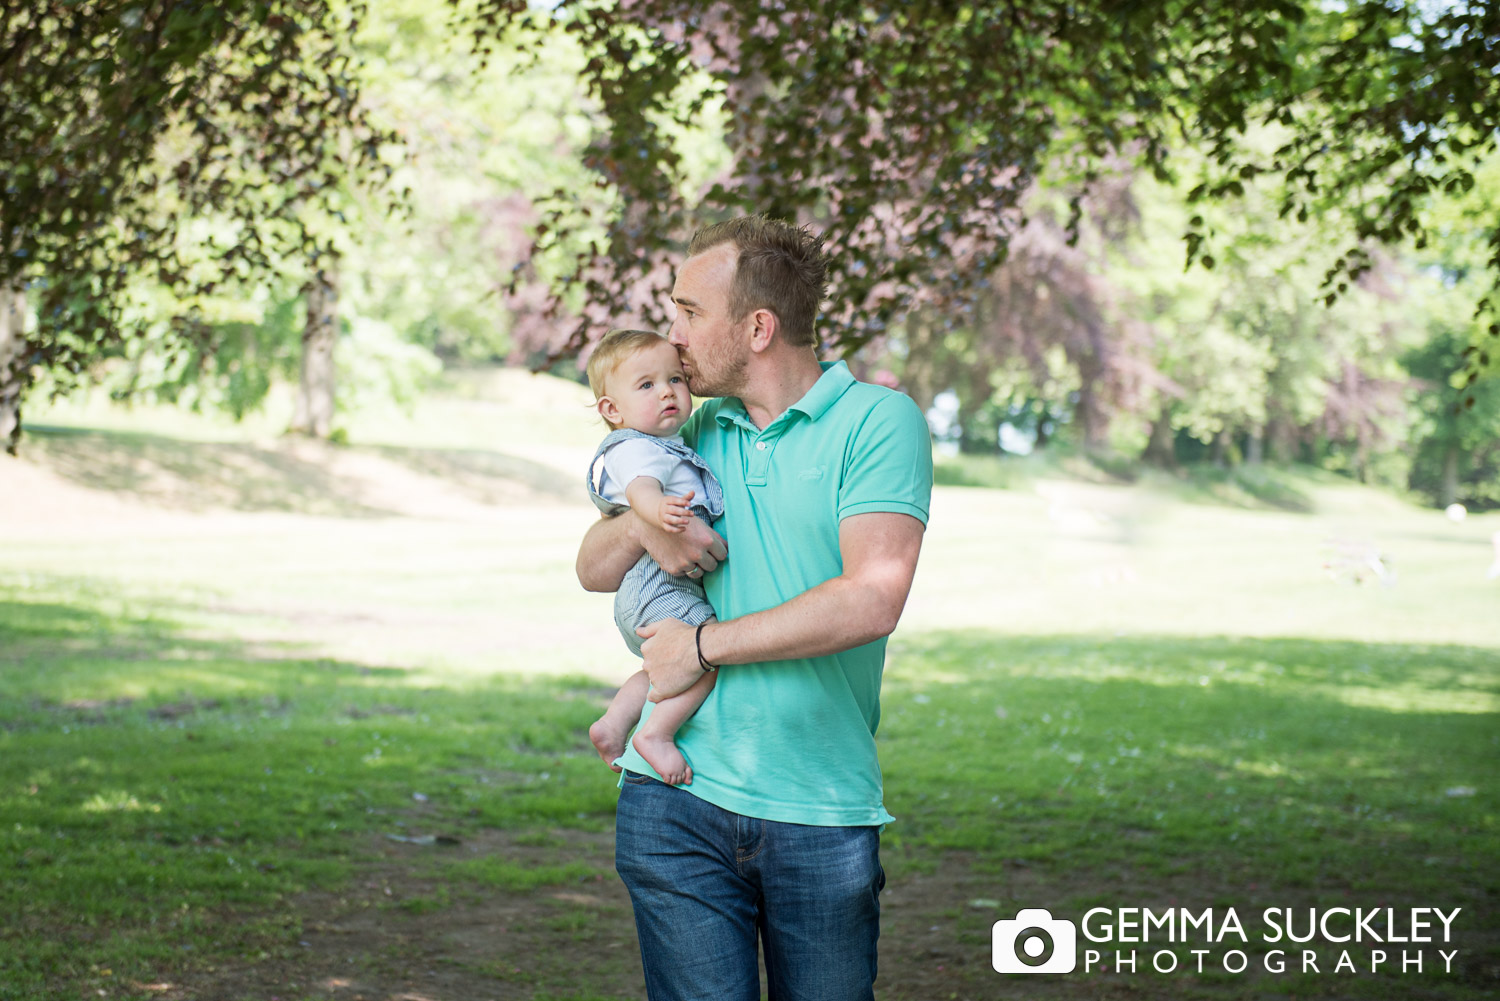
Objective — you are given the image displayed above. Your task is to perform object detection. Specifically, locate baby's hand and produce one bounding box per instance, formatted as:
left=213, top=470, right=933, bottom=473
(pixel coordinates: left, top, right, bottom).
left=660, top=490, right=695, bottom=533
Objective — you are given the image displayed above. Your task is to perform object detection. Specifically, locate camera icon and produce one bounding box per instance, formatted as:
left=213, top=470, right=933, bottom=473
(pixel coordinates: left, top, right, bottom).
left=992, top=908, right=1078, bottom=974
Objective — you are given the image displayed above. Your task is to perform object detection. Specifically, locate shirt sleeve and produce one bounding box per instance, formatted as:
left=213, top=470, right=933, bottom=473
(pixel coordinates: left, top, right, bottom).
left=601, top=439, right=683, bottom=499
left=837, top=392, right=934, bottom=525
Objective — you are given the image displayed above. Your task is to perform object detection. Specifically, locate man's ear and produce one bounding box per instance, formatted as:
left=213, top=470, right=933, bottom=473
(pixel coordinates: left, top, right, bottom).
left=596, top=395, right=621, bottom=426
left=748, top=308, right=779, bottom=354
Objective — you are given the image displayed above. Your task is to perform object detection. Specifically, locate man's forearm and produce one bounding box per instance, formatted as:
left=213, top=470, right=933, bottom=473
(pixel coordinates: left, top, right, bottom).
left=577, top=514, right=645, bottom=593
left=637, top=512, right=922, bottom=700
left=699, top=512, right=922, bottom=666
left=698, top=575, right=902, bottom=667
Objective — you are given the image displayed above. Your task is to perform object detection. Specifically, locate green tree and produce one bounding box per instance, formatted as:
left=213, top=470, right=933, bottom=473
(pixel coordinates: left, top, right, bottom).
left=1405, top=329, right=1500, bottom=508
left=1113, top=165, right=1417, bottom=479
left=352, top=0, right=607, bottom=367
left=4, top=0, right=604, bottom=441
left=0, top=0, right=393, bottom=451
left=1400, top=157, right=1500, bottom=507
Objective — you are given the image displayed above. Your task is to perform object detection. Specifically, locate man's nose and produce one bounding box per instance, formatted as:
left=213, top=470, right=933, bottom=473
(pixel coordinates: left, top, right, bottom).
left=666, top=321, right=686, bottom=347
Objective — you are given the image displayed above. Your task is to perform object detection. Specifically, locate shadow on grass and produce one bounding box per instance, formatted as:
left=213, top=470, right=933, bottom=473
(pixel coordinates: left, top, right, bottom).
left=934, top=449, right=1321, bottom=512
left=873, top=631, right=1498, bottom=997
left=878, top=632, right=1496, bottom=976
left=0, top=585, right=406, bottom=728
left=3, top=589, right=1495, bottom=999
left=0, top=586, right=630, bottom=994
left=21, top=425, right=577, bottom=516
left=1176, top=464, right=1318, bottom=512
left=366, top=442, right=577, bottom=504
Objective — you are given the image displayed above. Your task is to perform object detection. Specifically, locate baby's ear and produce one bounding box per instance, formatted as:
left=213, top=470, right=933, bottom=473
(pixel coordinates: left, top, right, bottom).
left=596, top=395, right=620, bottom=426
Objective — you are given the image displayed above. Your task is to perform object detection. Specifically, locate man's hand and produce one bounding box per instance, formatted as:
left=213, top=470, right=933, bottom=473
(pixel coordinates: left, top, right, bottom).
left=576, top=509, right=727, bottom=592
left=640, top=514, right=727, bottom=578
left=637, top=618, right=704, bottom=700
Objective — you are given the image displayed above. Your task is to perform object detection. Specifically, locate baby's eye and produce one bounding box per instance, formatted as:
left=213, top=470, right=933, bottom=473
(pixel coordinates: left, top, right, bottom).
left=670, top=376, right=683, bottom=384
left=640, top=380, right=652, bottom=390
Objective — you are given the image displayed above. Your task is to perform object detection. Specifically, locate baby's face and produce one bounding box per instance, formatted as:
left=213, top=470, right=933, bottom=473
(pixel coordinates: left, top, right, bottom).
left=600, top=340, right=693, bottom=436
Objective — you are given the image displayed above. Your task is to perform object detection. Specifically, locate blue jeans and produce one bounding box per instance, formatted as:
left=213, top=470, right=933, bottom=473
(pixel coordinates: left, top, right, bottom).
left=615, top=771, right=884, bottom=1001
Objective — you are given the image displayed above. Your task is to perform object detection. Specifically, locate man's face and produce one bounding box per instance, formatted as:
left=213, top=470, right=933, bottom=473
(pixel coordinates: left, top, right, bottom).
left=668, top=243, right=750, bottom=398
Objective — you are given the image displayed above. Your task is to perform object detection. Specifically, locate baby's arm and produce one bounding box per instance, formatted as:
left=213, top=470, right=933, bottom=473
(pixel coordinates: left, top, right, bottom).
left=625, top=477, right=696, bottom=534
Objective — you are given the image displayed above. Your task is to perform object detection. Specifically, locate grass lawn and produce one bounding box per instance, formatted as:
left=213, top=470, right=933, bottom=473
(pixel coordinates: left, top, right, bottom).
left=1, top=373, right=1496, bottom=1000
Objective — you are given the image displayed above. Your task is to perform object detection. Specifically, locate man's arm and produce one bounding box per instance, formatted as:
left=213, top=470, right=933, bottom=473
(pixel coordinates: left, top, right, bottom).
left=576, top=509, right=728, bottom=593
left=636, top=511, right=924, bottom=697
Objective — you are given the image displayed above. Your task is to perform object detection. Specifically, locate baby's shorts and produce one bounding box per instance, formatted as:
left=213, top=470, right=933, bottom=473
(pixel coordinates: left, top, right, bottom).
left=614, top=551, right=715, bottom=657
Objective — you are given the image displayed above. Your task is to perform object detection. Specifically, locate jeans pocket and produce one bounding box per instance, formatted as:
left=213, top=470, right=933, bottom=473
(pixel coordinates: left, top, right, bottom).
left=621, top=770, right=659, bottom=786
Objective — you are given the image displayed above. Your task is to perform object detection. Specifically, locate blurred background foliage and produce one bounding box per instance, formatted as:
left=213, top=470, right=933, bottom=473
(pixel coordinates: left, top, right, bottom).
left=1, top=0, right=1496, bottom=508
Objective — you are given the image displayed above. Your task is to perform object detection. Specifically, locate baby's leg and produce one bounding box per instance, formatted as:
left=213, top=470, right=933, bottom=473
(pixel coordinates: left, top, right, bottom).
left=633, top=640, right=717, bottom=786
left=590, top=670, right=651, bottom=773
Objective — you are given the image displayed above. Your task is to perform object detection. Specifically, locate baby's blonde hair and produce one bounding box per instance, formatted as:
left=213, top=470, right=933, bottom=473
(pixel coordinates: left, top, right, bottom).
left=586, top=328, right=669, bottom=401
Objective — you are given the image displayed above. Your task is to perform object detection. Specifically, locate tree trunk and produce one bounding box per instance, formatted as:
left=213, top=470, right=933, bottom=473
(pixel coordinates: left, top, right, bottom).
left=290, top=267, right=339, bottom=438
left=1439, top=443, right=1460, bottom=507
left=0, top=281, right=26, bottom=456
left=1246, top=429, right=1264, bottom=465
left=1212, top=428, right=1231, bottom=468
left=899, top=310, right=939, bottom=415
left=1354, top=427, right=1371, bottom=483
left=1143, top=403, right=1177, bottom=468
left=958, top=408, right=1001, bottom=454
left=1074, top=378, right=1109, bottom=454
left=1265, top=417, right=1294, bottom=464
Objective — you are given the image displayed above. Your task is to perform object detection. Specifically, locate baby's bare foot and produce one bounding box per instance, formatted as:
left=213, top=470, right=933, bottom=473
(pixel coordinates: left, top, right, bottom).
left=589, top=715, right=629, bottom=773
left=633, top=731, right=692, bottom=786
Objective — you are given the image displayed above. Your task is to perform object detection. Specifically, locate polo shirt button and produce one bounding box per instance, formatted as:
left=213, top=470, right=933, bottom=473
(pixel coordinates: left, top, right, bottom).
left=755, top=441, right=767, bottom=451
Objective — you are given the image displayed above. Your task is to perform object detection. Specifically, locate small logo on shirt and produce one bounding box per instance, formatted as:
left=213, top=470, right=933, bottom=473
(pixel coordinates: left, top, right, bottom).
left=798, top=466, right=827, bottom=481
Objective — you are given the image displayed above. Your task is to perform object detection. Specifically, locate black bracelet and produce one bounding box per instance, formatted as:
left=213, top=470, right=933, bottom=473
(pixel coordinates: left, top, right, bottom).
left=696, top=621, right=717, bottom=673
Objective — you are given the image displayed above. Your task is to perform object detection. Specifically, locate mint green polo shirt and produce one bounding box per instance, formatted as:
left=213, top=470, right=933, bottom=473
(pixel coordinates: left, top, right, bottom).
left=613, top=361, right=933, bottom=827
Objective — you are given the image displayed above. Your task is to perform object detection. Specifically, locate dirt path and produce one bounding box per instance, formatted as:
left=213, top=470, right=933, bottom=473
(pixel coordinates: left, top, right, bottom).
left=150, top=830, right=1070, bottom=1001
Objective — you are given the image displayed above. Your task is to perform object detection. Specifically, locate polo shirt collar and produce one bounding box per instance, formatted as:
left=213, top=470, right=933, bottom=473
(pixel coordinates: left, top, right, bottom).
left=714, top=361, right=857, bottom=429
left=791, top=361, right=857, bottom=422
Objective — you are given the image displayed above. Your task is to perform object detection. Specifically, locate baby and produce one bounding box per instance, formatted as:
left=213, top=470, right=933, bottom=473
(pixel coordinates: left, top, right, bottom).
left=583, top=329, right=723, bottom=786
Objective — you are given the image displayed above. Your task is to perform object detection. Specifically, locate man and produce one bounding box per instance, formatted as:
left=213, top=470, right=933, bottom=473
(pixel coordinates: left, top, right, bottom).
left=577, top=216, right=932, bottom=1000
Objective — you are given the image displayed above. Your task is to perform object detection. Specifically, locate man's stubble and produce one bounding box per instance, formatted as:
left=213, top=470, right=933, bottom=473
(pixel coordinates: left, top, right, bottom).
left=681, top=326, right=750, bottom=400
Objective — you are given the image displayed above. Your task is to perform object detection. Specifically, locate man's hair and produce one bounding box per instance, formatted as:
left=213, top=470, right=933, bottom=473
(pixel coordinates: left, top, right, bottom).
left=688, top=216, right=828, bottom=348
left=585, top=328, right=667, bottom=402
